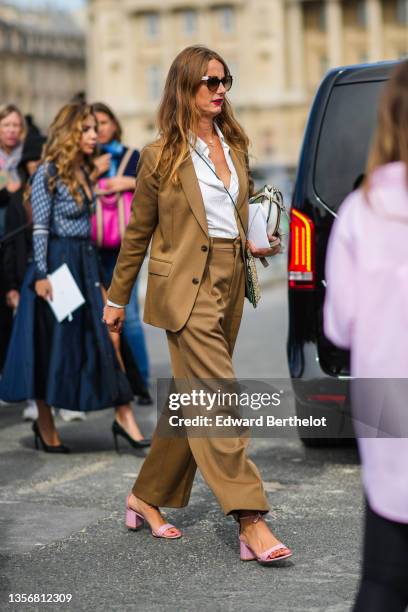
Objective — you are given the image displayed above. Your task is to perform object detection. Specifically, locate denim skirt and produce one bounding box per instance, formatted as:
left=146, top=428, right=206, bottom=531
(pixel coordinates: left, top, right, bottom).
left=0, top=237, right=133, bottom=411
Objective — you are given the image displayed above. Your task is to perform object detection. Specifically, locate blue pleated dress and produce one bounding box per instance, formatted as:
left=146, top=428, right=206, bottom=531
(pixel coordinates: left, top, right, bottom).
left=0, top=163, right=133, bottom=411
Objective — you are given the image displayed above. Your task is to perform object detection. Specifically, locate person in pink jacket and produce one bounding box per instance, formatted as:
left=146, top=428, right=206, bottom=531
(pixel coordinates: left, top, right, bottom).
left=324, top=60, right=408, bottom=611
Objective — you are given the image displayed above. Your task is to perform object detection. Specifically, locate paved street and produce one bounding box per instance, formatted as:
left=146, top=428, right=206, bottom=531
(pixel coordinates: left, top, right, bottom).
left=0, top=280, right=362, bottom=612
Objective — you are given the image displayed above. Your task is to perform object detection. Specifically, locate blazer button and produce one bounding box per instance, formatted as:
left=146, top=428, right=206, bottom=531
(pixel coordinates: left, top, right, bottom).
left=192, top=277, right=199, bottom=285
left=201, top=245, right=208, bottom=252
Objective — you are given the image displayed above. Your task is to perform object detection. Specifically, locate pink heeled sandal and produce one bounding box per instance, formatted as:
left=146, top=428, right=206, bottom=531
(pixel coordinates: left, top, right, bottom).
left=238, top=512, right=292, bottom=565
left=125, top=496, right=182, bottom=539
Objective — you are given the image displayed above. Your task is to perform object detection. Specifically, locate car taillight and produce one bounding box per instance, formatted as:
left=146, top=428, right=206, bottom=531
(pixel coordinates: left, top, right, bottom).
left=307, top=394, right=346, bottom=404
left=288, top=208, right=315, bottom=289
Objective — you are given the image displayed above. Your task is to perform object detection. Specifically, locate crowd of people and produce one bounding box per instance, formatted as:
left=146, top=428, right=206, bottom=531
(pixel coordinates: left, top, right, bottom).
left=0, top=98, right=152, bottom=451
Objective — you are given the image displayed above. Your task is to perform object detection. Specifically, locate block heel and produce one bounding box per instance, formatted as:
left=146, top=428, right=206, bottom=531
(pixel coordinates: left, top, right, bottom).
left=239, top=539, right=257, bottom=561
left=125, top=507, right=145, bottom=530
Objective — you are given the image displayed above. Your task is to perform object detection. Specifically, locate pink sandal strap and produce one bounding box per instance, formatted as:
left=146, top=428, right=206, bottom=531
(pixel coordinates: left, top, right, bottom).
left=259, top=543, right=291, bottom=562
left=153, top=523, right=178, bottom=538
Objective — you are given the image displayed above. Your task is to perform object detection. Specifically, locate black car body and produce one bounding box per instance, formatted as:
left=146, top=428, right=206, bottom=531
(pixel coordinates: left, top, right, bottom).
left=287, top=61, right=399, bottom=446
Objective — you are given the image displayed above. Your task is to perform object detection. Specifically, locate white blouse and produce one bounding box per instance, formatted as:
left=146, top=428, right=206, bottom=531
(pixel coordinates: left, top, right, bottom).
left=189, top=123, right=239, bottom=238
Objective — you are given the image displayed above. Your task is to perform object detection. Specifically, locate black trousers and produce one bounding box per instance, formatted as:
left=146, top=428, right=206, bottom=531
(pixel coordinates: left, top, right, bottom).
left=353, top=502, right=408, bottom=612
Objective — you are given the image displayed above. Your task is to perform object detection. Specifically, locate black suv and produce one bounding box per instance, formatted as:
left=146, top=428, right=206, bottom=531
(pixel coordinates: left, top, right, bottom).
left=287, top=60, right=399, bottom=447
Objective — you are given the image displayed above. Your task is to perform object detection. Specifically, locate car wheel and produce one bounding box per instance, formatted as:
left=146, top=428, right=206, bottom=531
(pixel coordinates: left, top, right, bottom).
left=295, top=400, right=351, bottom=448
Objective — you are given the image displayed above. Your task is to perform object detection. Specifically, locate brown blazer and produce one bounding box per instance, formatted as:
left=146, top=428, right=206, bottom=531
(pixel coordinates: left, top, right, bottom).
left=107, top=142, right=250, bottom=332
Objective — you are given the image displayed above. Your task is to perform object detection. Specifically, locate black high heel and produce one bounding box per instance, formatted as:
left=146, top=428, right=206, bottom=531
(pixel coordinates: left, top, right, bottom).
left=112, top=420, right=151, bottom=453
left=32, top=420, right=70, bottom=453
left=137, top=393, right=153, bottom=406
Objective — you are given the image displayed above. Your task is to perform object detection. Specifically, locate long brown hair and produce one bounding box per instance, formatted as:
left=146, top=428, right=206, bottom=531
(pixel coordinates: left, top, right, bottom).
left=364, top=60, right=408, bottom=194
left=42, top=102, right=96, bottom=205
left=91, top=101, right=122, bottom=142
left=153, top=45, right=249, bottom=185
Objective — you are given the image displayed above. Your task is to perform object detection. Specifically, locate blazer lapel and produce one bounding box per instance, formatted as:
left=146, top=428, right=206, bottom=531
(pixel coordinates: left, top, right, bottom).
left=178, top=155, right=209, bottom=237
left=178, top=148, right=248, bottom=238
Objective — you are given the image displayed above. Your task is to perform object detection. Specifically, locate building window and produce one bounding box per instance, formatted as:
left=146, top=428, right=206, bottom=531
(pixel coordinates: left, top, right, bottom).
left=110, top=61, right=120, bottom=74
left=320, top=54, right=328, bottom=76
left=11, top=30, right=20, bottom=52
left=397, top=0, right=408, bottom=24
left=146, top=65, right=162, bottom=101
left=220, top=6, right=234, bottom=33
left=260, top=128, right=275, bottom=157
left=226, top=60, right=238, bottom=80
left=357, top=1, right=367, bottom=28
left=318, top=3, right=327, bottom=31
left=145, top=12, right=159, bottom=39
left=183, top=10, right=197, bottom=35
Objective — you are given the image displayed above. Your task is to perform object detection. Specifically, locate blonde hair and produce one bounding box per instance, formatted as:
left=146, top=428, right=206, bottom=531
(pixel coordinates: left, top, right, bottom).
left=364, top=60, right=408, bottom=194
left=42, top=102, right=96, bottom=205
left=0, top=103, right=27, bottom=146
left=153, top=45, right=249, bottom=186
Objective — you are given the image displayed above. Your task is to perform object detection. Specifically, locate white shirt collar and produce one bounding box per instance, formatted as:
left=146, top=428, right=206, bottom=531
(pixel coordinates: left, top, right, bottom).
left=214, top=121, right=227, bottom=145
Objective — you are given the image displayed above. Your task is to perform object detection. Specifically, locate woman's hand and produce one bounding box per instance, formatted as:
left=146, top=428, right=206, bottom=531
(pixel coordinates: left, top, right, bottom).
left=247, top=234, right=281, bottom=258
left=35, top=279, right=53, bottom=300
left=6, top=289, right=20, bottom=309
left=93, top=153, right=112, bottom=177
left=103, top=176, right=136, bottom=193
left=102, top=305, right=125, bottom=333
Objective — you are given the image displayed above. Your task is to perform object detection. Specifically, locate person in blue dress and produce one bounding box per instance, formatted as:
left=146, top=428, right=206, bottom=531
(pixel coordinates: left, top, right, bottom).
left=0, top=102, right=150, bottom=453
left=92, top=102, right=152, bottom=403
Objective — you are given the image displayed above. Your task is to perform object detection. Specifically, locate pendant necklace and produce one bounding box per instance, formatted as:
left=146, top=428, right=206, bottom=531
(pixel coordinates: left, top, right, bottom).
left=206, top=132, right=217, bottom=148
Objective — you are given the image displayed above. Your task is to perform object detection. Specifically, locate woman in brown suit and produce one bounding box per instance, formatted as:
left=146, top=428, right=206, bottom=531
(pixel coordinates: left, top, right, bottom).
left=103, top=46, right=292, bottom=564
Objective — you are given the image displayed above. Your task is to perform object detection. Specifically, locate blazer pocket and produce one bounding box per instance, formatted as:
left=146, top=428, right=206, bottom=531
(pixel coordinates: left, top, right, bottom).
left=148, top=257, right=172, bottom=277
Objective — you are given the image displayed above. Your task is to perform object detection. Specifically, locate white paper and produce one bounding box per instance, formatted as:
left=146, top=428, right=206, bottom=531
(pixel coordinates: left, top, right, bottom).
left=47, top=263, right=85, bottom=323
left=248, top=203, right=270, bottom=249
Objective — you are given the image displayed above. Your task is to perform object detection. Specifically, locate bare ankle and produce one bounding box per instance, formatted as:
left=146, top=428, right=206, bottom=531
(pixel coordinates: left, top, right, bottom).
left=239, top=512, right=262, bottom=525
left=131, top=495, right=157, bottom=512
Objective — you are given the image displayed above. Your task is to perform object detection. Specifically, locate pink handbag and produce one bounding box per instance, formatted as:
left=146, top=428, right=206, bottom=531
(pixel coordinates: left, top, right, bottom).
left=91, top=148, right=134, bottom=249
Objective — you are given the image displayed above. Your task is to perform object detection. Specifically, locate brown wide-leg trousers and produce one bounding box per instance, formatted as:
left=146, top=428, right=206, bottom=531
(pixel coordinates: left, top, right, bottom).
left=133, top=236, right=270, bottom=516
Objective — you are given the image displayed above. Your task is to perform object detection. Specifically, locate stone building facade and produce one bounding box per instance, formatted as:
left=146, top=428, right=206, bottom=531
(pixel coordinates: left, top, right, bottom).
left=0, top=3, right=86, bottom=130
left=87, top=0, right=408, bottom=168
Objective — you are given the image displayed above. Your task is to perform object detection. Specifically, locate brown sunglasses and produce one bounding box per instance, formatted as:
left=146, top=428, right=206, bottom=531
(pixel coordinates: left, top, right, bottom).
left=200, top=75, right=233, bottom=92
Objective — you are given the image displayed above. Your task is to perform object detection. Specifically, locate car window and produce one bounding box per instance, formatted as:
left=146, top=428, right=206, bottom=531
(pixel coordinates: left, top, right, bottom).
left=314, top=81, right=386, bottom=211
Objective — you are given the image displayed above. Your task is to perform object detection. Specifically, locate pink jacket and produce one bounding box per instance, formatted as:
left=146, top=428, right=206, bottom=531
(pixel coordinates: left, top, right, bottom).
left=324, top=161, right=408, bottom=523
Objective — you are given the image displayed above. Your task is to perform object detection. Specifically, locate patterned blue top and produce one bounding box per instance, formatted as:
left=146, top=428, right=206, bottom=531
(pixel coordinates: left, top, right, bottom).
left=32, top=163, right=94, bottom=279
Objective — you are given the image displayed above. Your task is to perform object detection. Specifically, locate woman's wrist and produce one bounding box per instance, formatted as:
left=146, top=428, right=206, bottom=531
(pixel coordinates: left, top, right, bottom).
left=106, top=299, right=127, bottom=308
